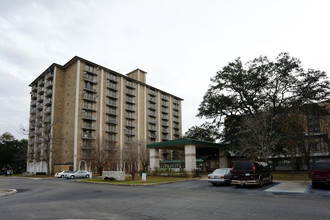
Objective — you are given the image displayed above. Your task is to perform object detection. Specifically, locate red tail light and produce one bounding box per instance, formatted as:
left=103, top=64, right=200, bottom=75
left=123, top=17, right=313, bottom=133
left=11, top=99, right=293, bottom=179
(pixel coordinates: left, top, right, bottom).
left=253, top=164, right=256, bottom=171
left=208, top=176, right=210, bottom=179
left=221, top=176, right=224, bottom=179
left=232, top=164, right=234, bottom=170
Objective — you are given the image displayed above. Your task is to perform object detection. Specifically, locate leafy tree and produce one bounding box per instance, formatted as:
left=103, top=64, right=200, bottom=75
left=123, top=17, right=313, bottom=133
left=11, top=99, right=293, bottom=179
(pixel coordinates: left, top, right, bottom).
left=184, top=122, right=220, bottom=142
left=198, top=53, right=330, bottom=161
left=0, top=132, right=27, bottom=173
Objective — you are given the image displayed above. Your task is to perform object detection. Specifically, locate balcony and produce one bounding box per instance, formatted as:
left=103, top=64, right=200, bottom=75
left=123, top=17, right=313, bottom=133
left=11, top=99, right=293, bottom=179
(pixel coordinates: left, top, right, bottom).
left=126, top=89, right=136, bottom=96
left=45, top=107, right=52, bottom=114
left=30, top=108, right=36, bottom=114
left=126, top=97, right=135, bottom=103
left=149, top=96, right=156, bottom=103
left=162, top=135, right=169, bottom=140
left=106, top=108, right=117, bottom=115
left=106, top=82, right=117, bottom=90
left=149, top=133, right=157, bottom=139
left=82, top=113, right=97, bottom=120
left=173, top=117, right=180, bottom=123
left=148, top=118, right=157, bottom=124
left=105, top=127, right=117, bottom=133
left=106, top=118, right=117, bottom=124
left=38, top=79, right=45, bottom=86
left=162, top=121, right=169, bottom=127
left=161, top=101, right=169, bottom=107
left=174, top=124, right=180, bottom=129
left=45, top=98, right=52, bottom=106
left=161, top=94, right=169, bottom=100
left=126, top=105, right=136, bottom=111
left=125, top=130, right=135, bottom=136
left=84, top=65, right=99, bottom=75
left=162, top=108, right=169, bottom=113
left=173, top=111, right=179, bottom=116
left=30, top=116, right=36, bottom=122
left=106, top=100, right=117, bottom=107
left=82, top=134, right=96, bottom=139
left=125, top=121, right=136, bottom=127
left=29, top=124, right=35, bottom=130
left=148, top=104, right=156, bottom=110
left=82, top=123, right=96, bottom=130
left=45, top=81, right=53, bottom=88
left=148, top=126, right=156, bottom=131
left=173, top=105, right=179, bottom=110
left=149, top=90, right=156, bottom=96
left=83, top=94, right=97, bottom=102
left=84, top=74, right=98, bottom=84
left=83, top=104, right=97, bottom=111
left=148, top=111, right=156, bottom=117
left=174, top=130, right=181, bottom=136
left=45, top=90, right=52, bottom=97
left=162, top=115, right=169, bottom=120
left=37, top=95, right=44, bottom=102
left=106, top=92, right=118, bottom=99
left=46, top=72, right=53, bottom=79
left=37, top=104, right=43, bottom=110
left=162, top=128, right=168, bottom=133
left=44, top=116, right=51, bottom=123
left=38, top=87, right=44, bottom=94
left=125, top=113, right=136, bottom=119
left=84, top=85, right=97, bottom=93
left=106, top=136, right=117, bottom=142
left=107, top=73, right=118, bottom=82
left=32, top=85, right=37, bottom=92
left=31, top=93, right=37, bottom=99
left=126, top=81, right=136, bottom=88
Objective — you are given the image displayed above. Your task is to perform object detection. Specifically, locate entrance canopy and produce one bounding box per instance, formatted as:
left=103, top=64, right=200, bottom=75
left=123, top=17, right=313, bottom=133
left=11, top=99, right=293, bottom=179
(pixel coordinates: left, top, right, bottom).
left=146, top=138, right=227, bottom=150
left=147, top=138, right=228, bottom=172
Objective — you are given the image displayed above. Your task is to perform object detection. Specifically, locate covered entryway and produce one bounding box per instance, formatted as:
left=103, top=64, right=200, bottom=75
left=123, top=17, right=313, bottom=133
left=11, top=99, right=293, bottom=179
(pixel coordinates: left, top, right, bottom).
left=146, top=138, right=229, bottom=173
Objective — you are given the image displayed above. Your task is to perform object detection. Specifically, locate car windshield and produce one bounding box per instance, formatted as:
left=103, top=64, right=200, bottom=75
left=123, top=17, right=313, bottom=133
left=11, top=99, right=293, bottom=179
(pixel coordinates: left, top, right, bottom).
left=234, top=161, right=253, bottom=170
left=213, top=169, right=228, bottom=174
left=313, top=161, right=330, bottom=170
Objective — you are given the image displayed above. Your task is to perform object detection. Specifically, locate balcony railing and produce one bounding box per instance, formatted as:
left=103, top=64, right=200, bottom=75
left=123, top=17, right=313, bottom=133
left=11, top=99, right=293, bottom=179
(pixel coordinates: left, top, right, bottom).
left=125, top=121, right=136, bottom=127
left=105, top=127, right=117, bottom=133
left=125, top=130, right=135, bottom=136
left=84, top=74, right=98, bottom=83
left=106, top=118, right=117, bottom=124
left=148, top=111, right=156, bottom=117
left=82, top=113, right=96, bottom=120
left=84, top=85, right=97, bottom=92
left=83, top=104, right=97, bottom=111
left=107, top=74, right=118, bottom=82
left=106, top=101, right=117, bottom=107
left=161, top=101, right=169, bottom=107
left=148, top=118, right=157, bottom=124
left=126, top=90, right=136, bottom=96
left=173, top=117, right=180, bottom=122
left=82, top=134, right=96, bottom=139
left=149, top=96, right=156, bottom=103
left=82, top=123, right=95, bottom=130
left=126, top=105, right=136, bottom=111
left=126, top=97, right=135, bottom=103
left=149, top=90, right=156, bottom=96
left=45, top=90, right=53, bottom=97
left=106, top=92, right=118, bottom=99
left=45, top=81, right=53, bottom=88
left=125, top=113, right=136, bottom=119
left=46, top=72, right=53, bottom=79
left=83, top=94, right=97, bottom=102
left=106, top=109, right=117, bottom=115
left=106, top=82, right=117, bottom=90
left=126, top=81, right=136, bottom=88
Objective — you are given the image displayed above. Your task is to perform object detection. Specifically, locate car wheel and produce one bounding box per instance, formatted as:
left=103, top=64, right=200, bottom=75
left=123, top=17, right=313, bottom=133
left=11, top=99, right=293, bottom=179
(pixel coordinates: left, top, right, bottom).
left=86, top=174, right=90, bottom=178
left=60, top=175, right=64, bottom=178
left=70, top=175, right=75, bottom=179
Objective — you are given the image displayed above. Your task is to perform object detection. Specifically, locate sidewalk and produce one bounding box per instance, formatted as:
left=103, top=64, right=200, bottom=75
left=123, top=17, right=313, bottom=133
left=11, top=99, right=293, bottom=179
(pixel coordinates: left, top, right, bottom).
left=265, top=180, right=311, bottom=193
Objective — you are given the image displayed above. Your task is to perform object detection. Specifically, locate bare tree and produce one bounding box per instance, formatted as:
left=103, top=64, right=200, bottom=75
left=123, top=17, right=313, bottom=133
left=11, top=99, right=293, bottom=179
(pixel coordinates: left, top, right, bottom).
left=123, top=141, right=139, bottom=180
left=236, top=113, right=281, bottom=162
left=82, top=137, right=119, bottom=175
left=139, top=140, right=150, bottom=173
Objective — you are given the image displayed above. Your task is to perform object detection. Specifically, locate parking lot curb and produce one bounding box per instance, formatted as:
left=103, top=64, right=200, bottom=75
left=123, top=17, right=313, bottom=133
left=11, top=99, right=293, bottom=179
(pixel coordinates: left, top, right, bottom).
left=77, top=178, right=194, bottom=186
left=0, top=189, right=17, bottom=197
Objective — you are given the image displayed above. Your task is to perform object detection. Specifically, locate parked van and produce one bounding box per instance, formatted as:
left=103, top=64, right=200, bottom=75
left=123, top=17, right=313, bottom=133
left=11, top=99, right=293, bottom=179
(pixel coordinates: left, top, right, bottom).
left=311, top=160, right=330, bottom=188
left=231, top=161, right=273, bottom=187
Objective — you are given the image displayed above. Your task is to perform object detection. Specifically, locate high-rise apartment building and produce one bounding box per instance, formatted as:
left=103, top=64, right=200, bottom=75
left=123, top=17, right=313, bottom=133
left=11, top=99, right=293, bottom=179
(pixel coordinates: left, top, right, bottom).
left=27, top=56, right=183, bottom=174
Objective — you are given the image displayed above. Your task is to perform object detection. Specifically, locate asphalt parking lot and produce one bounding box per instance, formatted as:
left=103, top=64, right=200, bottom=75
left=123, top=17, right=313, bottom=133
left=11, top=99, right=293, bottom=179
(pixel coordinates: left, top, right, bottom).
left=152, top=178, right=330, bottom=197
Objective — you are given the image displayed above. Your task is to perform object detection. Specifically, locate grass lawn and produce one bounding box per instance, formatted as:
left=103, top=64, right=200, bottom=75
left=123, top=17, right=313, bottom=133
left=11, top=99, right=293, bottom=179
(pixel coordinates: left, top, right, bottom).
left=272, top=171, right=310, bottom=181
left=80, top=176, right=190, bottom=185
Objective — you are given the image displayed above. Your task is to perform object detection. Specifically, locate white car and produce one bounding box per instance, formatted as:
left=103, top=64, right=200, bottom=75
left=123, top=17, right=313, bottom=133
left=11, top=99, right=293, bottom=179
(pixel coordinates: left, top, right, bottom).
left=65, top=170, right=91, bottom=179
left=208, top=168, right=232, bottom=186
left=54, top=170, right=73, bottom=178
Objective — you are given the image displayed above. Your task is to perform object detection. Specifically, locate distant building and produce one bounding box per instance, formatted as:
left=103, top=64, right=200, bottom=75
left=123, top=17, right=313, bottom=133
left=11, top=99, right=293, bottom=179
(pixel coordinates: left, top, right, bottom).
left=27, top=56, right=183, bottom=174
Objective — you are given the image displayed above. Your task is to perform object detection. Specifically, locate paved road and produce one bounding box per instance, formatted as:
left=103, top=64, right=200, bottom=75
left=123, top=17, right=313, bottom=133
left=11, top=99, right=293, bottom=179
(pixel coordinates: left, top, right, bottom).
left=0, top=177, right=329, bottom=220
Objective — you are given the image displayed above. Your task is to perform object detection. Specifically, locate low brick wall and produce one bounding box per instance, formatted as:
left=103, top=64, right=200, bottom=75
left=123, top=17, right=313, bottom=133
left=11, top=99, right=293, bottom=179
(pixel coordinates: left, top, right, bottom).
left=102, top=171, right=125, bottom=181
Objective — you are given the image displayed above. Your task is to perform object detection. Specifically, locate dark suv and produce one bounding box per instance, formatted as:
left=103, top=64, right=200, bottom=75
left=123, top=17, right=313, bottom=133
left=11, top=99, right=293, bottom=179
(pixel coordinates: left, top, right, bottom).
left=231, top=161, right=273, bottom=187
left=311, top=160, right=330, bottom=188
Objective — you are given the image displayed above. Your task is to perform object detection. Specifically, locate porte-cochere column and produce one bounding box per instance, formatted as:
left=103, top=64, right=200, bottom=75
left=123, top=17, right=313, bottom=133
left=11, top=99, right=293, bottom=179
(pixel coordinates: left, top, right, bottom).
left=185, top=144, right=196, bottom=172
left=150, top=148, right=160, bottom=170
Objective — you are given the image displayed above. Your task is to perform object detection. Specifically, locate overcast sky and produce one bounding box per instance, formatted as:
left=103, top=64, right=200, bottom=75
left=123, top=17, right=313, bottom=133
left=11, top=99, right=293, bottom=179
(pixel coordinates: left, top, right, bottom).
left=1, top=0, right=330, bottom=140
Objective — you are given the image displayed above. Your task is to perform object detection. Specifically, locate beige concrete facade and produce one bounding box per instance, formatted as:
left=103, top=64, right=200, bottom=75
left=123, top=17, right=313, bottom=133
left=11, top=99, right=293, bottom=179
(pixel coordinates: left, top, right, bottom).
left=27, top=56, right=183, bottom=174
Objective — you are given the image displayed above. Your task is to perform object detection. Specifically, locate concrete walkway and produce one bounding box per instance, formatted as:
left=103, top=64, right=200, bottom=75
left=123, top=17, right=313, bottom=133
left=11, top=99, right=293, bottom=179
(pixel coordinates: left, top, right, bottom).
left=265, top=181, right=311, bottom=193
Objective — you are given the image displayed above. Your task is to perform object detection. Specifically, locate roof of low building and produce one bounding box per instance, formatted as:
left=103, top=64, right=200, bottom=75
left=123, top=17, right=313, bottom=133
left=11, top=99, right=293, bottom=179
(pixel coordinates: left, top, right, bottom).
left=146, top=138, right=228, bottom=149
